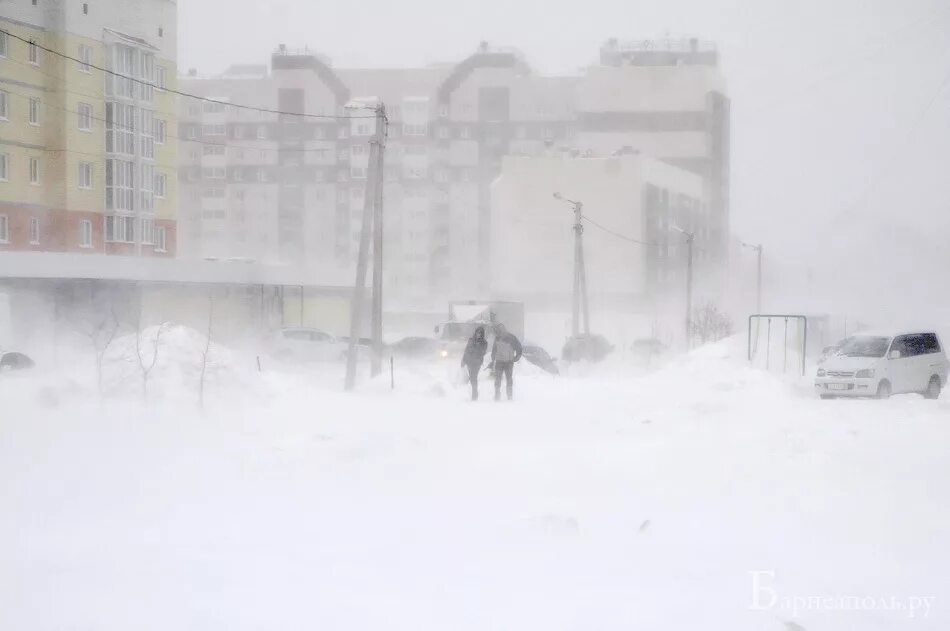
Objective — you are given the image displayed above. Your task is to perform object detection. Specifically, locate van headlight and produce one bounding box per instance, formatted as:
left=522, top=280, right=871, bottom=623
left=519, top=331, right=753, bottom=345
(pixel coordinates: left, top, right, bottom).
left=816, top=368, right=826, bottom=377
left=855, top=368, right=875, bottom=379
left=440, top=349, right=449, bottom=358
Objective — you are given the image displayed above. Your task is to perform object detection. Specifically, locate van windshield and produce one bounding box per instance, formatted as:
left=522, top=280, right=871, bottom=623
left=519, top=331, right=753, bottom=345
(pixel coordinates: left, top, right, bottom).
left=838, top=336, right=890, bottom=358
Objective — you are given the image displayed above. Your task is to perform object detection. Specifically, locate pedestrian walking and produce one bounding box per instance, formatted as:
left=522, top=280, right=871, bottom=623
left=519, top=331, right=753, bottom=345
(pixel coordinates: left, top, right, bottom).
left=491, top=323, right=523, bottom=401
left=460, top=326, right=488, bottom=400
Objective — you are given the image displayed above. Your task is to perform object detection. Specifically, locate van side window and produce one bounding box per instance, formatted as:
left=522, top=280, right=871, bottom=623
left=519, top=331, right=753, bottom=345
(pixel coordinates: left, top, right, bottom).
left=920, top=333, right=940, bottom=354
left=899, top=334, right=936, bottom=357
left=890, top=336, right=911, bottom=357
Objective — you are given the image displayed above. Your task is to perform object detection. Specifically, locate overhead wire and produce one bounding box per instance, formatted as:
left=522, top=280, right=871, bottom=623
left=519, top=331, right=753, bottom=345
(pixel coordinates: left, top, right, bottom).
left=0, top=28, right=378, bottom=120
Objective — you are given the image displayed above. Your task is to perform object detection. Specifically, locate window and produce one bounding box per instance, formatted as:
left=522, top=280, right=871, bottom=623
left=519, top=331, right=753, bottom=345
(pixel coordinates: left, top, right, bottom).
left=29, top=97, right=40, bottom=125
left=402, top=123, right=427, bottom=136
left=140, top=163, right=154, bottom=210
left=459, top=126, right=470, bottom=139
left=201, top=167, right=226, bottom=179
left=202, top=124, right=225, bottom=136
left=439, top=105, right=449, bottom=118
left=350, top=167, right=366, bottom=179
left=351, top=144, right=365, bottom=156
left=29, top=218, right=39, bottom=244
left=233, top=125, right=243, bottom=139
left=233, top=167, right=243, bottom=182
left=79, top=219, right=92, bottom=247
left=77, top=102, right=92, bottom=130
left=106, top=102, right=135, bottom=154
left=141, top=218, right=154, bottom=244
left=202, top=101, right=226, bottom=114
left=29, top=40, right=39, bottom=65
left=155, top=226, right=167, bottom=251
left=202, top=144, right=224, bottom=156
left=105, top=215, right=136, bottom=243
left=155, top=119, right=166, bottom=144
left=438, top=126, right=448, bottom=139
left=106, top=159, right=134, bottom=211
left=0, top=153, right=7, bottom=181
left=77, top=44, right=91, bottom=72
left=83, top=2, right=88, bottom=14
left=78, top=161, right=93, bottom=189
left=187, top=126, right=197, bottom=140
left=256, top=126, right=266, bottom=140
left=337, top=127, right=347, bottom=139
left=0, top=91, right=6, bottom=119
left=156, top=66, right=166, bottom=89
left=0, top=31, right=7, bottom=58
left=29, top=157, right=39, bottom=184
left=155, top=173, right=167, bottom=198
left=0, top=215, right=7, bottom=242
left=140, top=110, right=155, bottom=158
left=314, top=126, right=325, bottom=140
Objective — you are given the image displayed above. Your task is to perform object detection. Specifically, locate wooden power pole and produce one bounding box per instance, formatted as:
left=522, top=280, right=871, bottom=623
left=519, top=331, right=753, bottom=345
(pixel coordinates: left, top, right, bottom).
left=345, top=103, right=387, bottom=391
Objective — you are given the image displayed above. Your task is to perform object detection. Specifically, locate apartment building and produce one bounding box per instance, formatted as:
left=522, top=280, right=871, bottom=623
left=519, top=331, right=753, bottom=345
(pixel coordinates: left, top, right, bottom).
left=178, top=38, right=729, bottom=302
left=0, top=0, right=177, bottom=256
left=491, top=153, right=707, bottom=307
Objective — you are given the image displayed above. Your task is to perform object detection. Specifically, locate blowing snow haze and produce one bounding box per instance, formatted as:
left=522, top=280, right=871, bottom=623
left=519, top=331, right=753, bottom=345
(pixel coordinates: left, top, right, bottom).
left=1, top=0, right=949, bottom=629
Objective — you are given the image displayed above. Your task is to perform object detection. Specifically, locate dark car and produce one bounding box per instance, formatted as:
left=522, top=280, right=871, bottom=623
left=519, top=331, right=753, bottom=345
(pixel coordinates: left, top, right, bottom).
left=562, top=334, right=614, bottom=363
left=390, top=336, right=442, bottom=359
left=0, top=351, right=35, bottom=372
left=522, top=344, right=559, bottom=375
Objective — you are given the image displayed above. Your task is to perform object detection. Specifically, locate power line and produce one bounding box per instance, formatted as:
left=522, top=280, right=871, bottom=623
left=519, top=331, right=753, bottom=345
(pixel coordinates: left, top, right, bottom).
left=0, top=84, right=375, bottom=157
left=0, top=28, right=377, bottom=120
left=581, top=214, right=660, bottom=246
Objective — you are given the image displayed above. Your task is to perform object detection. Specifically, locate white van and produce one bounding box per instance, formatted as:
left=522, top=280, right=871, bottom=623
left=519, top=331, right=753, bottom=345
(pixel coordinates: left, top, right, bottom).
left=814, top=331, right=947, bottom=399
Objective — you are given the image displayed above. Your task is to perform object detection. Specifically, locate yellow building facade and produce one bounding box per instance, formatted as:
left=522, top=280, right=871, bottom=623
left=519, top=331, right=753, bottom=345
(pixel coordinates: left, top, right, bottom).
left=0, top=0, right=177, bottom=256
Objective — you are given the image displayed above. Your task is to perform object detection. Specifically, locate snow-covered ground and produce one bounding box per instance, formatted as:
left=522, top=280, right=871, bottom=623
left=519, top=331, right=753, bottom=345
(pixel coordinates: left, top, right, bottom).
left=1, top=333, right=948, bottom=630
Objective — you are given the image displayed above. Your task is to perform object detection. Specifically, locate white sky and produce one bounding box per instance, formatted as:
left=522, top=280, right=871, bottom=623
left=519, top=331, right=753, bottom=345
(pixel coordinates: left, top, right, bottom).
left=179, top=0, right=950, bottom=297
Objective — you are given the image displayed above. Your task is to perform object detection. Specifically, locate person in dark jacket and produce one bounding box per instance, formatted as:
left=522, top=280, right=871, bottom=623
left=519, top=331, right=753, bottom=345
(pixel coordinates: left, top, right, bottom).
left=460, top=326, right=488, bottom=400
left=491, top=323, right=523, bottom=401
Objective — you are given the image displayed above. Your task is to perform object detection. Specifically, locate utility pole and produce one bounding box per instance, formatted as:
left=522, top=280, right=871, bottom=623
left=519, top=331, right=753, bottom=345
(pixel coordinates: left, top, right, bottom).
left=345, top=102, right=387, bottom=391
left=370, top=104, right=387, bottom=377
left=554, top=192, right=589, bottom=338
left=740, top=241, right=763, bottom=313
left=674, top=226, right=694, bottom=350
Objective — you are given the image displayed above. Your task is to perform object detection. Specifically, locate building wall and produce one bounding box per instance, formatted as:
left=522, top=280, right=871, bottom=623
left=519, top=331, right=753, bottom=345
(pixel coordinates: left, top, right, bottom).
left=176, top=40, right=729, bottom=304
left=490, top=154, right=705, bottom=307
left=0, top=0, right=177, bottom=256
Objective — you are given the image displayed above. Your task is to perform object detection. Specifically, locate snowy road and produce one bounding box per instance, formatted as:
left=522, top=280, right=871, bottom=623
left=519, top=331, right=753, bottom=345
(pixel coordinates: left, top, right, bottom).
left=1, top=339, right=948, bottom=630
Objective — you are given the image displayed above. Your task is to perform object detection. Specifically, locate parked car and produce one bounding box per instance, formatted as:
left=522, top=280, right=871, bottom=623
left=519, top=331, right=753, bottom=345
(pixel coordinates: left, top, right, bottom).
left=390, top=336, right=443, bottom=360
left=266, top=327, right=347, bottom=362
left=522, top=344, right=559, bottom=375
left=814, top=331, right=948, bottom=399
left=0, top=351, right=35, bottom=372
left=562, top=334, right=614, bottom=363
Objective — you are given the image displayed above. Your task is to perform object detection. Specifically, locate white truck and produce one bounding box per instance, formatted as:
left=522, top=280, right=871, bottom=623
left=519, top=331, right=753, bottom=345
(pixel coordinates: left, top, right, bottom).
left=433, top=300, right=525, bottom=359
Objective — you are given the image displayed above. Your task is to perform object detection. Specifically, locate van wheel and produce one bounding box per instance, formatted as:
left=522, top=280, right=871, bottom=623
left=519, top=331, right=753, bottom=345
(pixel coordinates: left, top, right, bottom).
left=875, top=380, right=892, bottom=400
left=923, top=376, right=941, bottom=400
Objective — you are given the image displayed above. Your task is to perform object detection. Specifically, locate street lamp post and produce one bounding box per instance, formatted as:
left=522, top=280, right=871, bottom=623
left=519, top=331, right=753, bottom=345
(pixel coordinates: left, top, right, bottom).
left=554, top=192, right=590, bottom=338
left=673, top=225, right=694, bottom=350
left=740, top=241, right=763, bottom=314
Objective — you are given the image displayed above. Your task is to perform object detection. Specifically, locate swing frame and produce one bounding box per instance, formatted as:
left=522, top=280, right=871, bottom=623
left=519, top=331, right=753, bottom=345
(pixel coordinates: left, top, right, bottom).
left=747, top=314, right=808, bottom=377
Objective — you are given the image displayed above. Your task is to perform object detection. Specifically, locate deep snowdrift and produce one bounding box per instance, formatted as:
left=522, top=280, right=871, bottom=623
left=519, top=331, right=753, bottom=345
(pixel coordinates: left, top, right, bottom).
left=1, top=334, right=947, bottom=630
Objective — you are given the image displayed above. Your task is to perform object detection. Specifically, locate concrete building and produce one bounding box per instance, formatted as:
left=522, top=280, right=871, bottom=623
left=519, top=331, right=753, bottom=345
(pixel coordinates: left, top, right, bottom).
left=490, top=153, right=707, bottom=308
left=0, top=0, right=178, bottom=256
left=177, top=38, right=729, bottom=304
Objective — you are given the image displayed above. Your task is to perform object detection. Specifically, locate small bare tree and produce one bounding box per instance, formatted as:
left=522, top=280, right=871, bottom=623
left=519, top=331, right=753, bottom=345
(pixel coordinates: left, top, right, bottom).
left=89, top=309, right=120, bottom=399
left=199, top=291, right=214, bottom=409
left=690, top=303, right=733, bottom=346
left=134, top=307, right=167, bottom=401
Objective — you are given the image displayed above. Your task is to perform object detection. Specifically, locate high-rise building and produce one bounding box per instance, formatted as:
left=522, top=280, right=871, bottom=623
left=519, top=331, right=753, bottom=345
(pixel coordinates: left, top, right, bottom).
left=0, top=0, right=178, bottom=256
left=177, top=38, right=728, bottom=302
